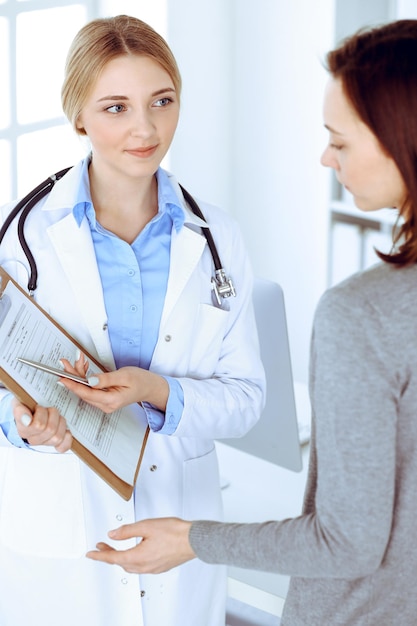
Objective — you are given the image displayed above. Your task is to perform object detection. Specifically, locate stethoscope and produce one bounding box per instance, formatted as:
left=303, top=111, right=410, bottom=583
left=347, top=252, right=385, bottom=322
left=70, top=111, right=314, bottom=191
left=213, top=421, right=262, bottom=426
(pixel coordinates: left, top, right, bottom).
left=0, top=166, right=236, bottom=305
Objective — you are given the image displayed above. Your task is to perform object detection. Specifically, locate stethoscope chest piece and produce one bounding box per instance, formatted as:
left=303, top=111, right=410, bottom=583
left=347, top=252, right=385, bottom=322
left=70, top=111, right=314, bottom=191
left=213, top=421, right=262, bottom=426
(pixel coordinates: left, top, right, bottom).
left=211, top=269, right=235, bottom=306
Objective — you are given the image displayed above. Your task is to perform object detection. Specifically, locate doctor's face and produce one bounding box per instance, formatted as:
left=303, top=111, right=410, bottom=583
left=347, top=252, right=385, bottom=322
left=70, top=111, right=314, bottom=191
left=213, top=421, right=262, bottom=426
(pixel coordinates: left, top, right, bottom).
left=320, top=78, right=407, bottom=212
left=76, top=54, right=180, bottom=181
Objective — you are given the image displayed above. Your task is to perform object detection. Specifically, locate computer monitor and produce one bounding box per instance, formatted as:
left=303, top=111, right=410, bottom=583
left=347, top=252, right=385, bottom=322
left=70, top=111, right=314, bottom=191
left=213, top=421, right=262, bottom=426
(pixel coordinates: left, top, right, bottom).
left=219, top=277, right=303, bottom=472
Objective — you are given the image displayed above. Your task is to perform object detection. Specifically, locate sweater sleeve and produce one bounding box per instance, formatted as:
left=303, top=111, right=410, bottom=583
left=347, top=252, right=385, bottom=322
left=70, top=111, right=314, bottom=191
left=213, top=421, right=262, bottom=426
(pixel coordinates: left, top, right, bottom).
left=189, top=280, right=399, bottom=579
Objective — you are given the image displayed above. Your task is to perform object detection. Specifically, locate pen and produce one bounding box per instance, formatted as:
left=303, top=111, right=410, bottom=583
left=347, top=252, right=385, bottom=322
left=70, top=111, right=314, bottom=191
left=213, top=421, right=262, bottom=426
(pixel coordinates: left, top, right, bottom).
left=17, top=357, right=92, bottom=386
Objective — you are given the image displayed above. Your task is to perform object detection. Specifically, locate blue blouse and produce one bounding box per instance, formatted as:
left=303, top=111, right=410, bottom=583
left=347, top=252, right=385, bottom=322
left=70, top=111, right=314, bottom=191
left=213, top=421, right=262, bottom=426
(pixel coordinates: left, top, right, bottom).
left=0, top=158, right=186, bottom=445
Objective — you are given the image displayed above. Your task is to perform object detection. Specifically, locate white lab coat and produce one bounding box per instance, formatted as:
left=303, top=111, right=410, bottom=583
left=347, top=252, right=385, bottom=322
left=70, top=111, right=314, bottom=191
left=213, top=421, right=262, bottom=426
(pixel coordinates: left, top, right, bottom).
left=0, top=161, right=265, bottom=626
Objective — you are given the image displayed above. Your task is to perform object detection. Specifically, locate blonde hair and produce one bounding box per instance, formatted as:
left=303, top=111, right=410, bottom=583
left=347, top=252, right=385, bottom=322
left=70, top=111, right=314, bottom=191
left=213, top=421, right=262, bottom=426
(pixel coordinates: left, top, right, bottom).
left=61, top=14, right=182, bottom=134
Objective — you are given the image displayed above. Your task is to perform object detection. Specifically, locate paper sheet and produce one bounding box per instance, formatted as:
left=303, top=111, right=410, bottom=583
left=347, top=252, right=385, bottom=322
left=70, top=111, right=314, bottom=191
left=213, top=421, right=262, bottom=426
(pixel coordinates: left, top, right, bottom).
left=0, top=280, right=148, bottom=486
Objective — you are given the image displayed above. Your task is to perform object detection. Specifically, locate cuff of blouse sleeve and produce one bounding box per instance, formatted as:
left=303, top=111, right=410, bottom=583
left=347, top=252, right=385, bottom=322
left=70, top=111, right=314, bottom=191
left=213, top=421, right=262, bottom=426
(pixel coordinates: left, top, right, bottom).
left=141, top=402, right=179, bottom=435
left=4, top=418, right=31, bottom=448
left=142, top=402, right=165, bottom=432
left=0, top=393, right=30, bottom=448
left=142, top=376, right=184, bottom=435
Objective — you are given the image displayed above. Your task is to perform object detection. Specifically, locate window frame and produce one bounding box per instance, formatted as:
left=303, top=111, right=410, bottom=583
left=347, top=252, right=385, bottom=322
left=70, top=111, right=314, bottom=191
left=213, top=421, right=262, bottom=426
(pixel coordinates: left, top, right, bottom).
left=0, top=0, right=98, bottom=201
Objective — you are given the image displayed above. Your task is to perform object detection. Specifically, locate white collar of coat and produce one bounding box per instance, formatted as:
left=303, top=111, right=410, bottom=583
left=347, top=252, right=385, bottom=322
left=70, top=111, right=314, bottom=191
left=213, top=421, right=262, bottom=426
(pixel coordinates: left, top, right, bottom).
left=40, top=161, right=211, bottom=232
left=164, top=171, right=211, bottom=230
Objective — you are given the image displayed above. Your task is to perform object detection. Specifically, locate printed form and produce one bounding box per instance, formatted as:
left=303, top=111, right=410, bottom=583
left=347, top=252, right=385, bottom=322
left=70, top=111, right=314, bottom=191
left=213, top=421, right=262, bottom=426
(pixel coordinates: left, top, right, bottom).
left=0, top=280, right=148, bottom=486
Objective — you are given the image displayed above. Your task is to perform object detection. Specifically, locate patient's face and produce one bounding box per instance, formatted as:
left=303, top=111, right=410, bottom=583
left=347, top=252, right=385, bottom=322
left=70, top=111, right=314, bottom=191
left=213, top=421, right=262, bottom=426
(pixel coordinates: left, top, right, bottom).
left=320, top=78, right=407, bottom=213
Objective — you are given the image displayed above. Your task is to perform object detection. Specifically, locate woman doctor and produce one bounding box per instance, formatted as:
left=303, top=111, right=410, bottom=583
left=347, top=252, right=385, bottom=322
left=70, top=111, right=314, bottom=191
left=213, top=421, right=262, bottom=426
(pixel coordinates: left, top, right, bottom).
left=0, top=15, right=265, bottom=626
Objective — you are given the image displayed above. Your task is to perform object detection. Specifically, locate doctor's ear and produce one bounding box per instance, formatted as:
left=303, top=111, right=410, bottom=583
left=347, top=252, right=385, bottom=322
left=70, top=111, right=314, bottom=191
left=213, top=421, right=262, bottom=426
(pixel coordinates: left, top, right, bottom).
left=75, top=117, right=86, bottom=135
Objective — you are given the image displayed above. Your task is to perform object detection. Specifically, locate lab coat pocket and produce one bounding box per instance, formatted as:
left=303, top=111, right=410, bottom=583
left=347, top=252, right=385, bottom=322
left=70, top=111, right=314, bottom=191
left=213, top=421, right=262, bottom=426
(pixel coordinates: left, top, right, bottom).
left=182, top=446, right=223, bottom=519
left=188, top=304, right=229, bottom=377
left=0, top=448, right=87, bottom=558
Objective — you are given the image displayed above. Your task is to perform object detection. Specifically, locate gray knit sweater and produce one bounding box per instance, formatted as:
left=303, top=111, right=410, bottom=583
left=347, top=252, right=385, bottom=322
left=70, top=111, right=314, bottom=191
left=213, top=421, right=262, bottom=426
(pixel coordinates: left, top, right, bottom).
left=190, top=261, right=417, bottom=625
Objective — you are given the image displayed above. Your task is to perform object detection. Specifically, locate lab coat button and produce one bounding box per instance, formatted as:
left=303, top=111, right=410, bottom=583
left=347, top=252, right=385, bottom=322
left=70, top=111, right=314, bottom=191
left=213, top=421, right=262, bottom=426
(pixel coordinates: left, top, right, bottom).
left=102, top=323, right=108, bottom=331
left=150, top=464, right=157, bottom=472
left=164, top=335, right=172, bottom=342
left=121, top=578, right=128, bottom=585
left=128, top=269, right=135, bottom=276
left=116, top=514, right=123, bottom=521
left=141, top=590, right=146, bottom=597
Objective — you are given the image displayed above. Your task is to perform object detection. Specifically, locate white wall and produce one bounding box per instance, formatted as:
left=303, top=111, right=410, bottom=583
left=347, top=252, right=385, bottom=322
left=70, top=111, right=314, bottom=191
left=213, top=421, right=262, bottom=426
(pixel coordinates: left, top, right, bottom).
left=397, top=0, right=417, bottom=18
left=167, top=0, right=334, bottom=383
left=229, top=1, right=333, bottom=384
left=98, top=0, right=168, bottom=33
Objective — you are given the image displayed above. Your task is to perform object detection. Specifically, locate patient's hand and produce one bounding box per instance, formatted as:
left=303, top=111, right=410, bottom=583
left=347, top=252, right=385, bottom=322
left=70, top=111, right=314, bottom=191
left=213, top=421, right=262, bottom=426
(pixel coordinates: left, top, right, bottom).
left=86, top=518, right=195, bottom=574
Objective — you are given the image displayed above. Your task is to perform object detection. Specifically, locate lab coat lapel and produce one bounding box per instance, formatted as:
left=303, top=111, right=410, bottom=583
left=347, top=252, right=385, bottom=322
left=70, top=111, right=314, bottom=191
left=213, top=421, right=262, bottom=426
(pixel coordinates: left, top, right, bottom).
left=160, top=225, right=206, bottom=328
left=46, top=214, right=114, bottom=364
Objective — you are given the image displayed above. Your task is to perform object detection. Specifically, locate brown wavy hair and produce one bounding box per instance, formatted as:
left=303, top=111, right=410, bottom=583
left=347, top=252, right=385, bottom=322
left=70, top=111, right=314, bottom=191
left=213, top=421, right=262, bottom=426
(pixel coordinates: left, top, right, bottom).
left=62, top=15, right=182, bottom=136
left=326, top=20, right=417, bottom=265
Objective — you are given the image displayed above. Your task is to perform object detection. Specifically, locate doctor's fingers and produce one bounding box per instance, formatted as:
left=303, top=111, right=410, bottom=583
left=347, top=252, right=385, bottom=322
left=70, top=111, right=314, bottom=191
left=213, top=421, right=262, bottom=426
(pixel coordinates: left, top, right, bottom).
left=60, top=378, right=122, bottom=413
left=54, top=428, right=73, bottom=453
left=13, top=400, right=34, bottom=437
left=23, top=406, right=71, bottom=450
left=60, top=353, right=89, bottom=377
left=85, top=367, right=167, bottom=412
left=13, top=398, right=32, bottom=423
left=62, top=370, right=142, bottom=413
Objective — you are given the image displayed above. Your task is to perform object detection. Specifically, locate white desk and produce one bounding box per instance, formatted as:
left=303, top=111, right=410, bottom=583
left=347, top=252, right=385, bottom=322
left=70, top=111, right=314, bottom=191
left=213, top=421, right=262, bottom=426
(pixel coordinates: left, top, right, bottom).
left=217, top=382, right=311, bottom=619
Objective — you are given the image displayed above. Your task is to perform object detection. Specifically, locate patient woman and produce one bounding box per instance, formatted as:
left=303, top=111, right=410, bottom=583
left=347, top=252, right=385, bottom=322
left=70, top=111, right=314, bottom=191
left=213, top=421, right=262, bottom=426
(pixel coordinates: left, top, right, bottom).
left=86, top=19, right=417, bottom=626
left=0, top=14, right=264, bottom=626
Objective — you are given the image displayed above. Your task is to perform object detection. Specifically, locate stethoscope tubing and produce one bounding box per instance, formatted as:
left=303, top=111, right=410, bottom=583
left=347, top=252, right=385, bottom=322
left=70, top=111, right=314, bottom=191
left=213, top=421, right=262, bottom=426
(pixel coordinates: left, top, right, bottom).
left=179, top=184, right=222, bottom=271
left=0, top=167, right=234, bottom=301
left=0, top=167, right=71, bottom=293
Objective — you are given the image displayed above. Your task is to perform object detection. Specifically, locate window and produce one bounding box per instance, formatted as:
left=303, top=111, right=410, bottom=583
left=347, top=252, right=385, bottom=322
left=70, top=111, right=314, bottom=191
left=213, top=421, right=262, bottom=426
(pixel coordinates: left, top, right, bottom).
left=0, top=0, right=97, bottom=202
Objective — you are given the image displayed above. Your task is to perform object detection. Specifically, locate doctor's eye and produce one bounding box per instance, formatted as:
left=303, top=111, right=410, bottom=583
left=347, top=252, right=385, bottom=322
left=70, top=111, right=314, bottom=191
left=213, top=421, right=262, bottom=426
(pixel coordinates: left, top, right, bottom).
left=106, top=104, right=126, bottom=114
left=153, top=97, right=174, bottom=108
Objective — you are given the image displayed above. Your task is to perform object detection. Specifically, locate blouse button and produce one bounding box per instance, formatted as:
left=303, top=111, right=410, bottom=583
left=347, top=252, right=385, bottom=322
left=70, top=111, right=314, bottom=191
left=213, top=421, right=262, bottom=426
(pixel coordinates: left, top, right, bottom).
left=141, top=590, right=146, bottom=597
left=164, top=335, right=172, bottom=342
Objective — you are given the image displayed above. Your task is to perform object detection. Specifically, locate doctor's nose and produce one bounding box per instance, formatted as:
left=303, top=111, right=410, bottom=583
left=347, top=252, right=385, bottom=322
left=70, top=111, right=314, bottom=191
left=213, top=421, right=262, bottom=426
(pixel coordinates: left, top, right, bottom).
left=130, top=110, right=156, bottom=137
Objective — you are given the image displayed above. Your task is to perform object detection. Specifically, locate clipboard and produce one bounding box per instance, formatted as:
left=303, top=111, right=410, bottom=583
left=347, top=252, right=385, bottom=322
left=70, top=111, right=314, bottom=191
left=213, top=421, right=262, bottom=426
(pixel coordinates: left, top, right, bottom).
left=0, top=266, right=149, bottom=500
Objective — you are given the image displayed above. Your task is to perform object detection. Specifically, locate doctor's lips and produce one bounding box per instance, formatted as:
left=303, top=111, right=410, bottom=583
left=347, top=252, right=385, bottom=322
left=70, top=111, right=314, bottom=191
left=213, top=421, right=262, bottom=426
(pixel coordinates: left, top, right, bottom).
left=125, top=145, right=158, bottom=158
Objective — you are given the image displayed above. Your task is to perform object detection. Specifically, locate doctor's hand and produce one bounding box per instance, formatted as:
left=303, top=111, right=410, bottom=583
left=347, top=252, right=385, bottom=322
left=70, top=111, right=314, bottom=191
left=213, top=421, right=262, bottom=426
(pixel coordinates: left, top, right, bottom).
left=13, top=398, right=72, bottom=452
left=60, top=360, right=169, bottom=414
left=86, top=518, right=195, bottom=574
